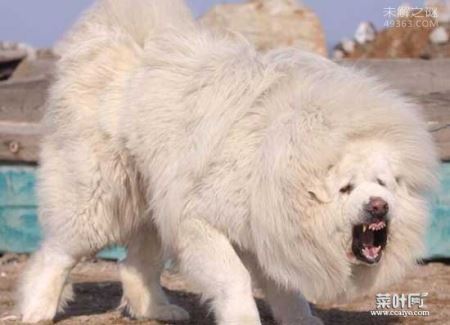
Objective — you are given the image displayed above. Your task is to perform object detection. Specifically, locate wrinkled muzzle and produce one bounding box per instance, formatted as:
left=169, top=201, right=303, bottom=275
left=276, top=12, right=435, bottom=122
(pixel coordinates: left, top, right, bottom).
left=347, top=185, right=395, bottom=265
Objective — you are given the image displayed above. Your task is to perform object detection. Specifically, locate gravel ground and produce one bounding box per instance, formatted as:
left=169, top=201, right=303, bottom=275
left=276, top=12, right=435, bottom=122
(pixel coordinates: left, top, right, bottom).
left=0, top=254, right=448, bottom=325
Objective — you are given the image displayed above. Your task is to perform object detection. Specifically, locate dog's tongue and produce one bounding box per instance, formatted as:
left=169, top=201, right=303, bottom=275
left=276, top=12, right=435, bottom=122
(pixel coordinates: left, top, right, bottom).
left=362, top=246, right=381, bottom=259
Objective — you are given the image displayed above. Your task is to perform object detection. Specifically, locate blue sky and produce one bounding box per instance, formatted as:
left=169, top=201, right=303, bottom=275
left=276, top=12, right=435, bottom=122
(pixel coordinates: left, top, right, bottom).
left=0, top=0, right=423, bottom=49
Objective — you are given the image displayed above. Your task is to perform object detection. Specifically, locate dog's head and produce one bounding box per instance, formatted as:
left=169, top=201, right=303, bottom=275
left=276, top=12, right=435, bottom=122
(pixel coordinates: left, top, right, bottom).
left=250, top=52, right=438, bottom=303
left=307, top=137, right=437, bottom=301
left=322, top=140, right=398, bottom=266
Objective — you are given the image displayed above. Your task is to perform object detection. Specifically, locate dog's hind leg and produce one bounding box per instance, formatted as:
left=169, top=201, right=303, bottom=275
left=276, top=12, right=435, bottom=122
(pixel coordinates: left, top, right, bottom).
left=18, top=140, right=131, bottom=322
left=119, top=224, right=189, bottom=321
left=18, top=242, right=78, bottom=323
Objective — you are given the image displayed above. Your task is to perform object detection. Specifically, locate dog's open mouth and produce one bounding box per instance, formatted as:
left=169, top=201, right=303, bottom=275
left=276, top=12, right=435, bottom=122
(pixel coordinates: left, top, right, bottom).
left=351, top=219, right=388, bottom=264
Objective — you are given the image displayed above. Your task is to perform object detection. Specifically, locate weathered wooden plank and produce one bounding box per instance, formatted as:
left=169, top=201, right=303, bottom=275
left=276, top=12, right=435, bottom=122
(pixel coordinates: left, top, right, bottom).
left=0, top=77, right=48, bottom=122
left=2, top=59, right=449, bottom=121
left=0, top=76, right=46, bottom=161
left=11, top=57, right=55, bottom=81
left=0, top=165, right=36, bottom=206
left=340, top=59, right=450, bottom=95
left=0, top=59, right=449, bottom=162
left=428, top=164, right=450, bottom=258
left=0, top=159, right=129, bottom=258
left=0, top=121, right=42, bottom=162
left=1, top=93, right=445, bottom=162
left=0, top=206, right=41, bottom=253
left=0, top=165, right=126, bottom=259
left=418, top=92, right=450, bottom=161
left=430, top=125, right=450, bottom=161
left=0, top=166, right=39, bottom=253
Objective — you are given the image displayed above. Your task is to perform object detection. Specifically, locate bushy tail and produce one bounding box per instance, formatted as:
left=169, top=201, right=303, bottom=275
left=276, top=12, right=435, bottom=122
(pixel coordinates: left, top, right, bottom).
left=56, top=0, right=195, bottom=54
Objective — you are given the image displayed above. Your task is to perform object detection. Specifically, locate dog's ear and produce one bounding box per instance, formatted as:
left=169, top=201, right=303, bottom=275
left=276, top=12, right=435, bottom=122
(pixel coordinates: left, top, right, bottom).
left=308, top=167, right=333, bottom=204
left=308, top=179, right=331, bottom=204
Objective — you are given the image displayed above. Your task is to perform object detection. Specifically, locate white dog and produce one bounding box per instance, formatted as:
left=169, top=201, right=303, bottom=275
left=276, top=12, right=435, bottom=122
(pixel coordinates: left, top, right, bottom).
left=18, top=1, right=438, bottom=324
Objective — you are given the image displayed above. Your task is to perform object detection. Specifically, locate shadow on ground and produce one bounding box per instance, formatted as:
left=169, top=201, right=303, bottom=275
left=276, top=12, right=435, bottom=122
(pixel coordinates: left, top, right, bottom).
left=56, top=282, right=399, bottom=325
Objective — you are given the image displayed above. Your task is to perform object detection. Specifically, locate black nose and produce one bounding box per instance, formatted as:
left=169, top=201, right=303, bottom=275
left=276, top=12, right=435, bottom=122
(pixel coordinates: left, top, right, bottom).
left=366, top=197, right=389, bottom=218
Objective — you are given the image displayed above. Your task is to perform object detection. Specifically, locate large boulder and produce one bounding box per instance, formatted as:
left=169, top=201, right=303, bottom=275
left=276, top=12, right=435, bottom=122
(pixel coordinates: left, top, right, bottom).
left=200, top=0, right=327, bottom=56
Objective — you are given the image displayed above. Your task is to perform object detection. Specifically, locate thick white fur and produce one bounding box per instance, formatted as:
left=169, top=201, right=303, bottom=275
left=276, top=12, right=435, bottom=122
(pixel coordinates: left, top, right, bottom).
left=18, top=0, right=438, bottom=324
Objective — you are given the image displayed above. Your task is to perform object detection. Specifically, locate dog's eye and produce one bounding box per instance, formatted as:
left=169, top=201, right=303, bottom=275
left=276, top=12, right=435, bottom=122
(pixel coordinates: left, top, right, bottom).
left=339, top=184, right=353, bottom=194
left=377, top=178, right=386, bottom=187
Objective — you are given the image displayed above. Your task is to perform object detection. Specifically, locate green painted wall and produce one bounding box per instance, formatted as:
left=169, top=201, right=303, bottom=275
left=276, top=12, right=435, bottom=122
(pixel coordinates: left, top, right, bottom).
left=0, top=164, right=449, bottom=259
left=0, top=165, right=126, bottom=259
left=427, top=165, right=450, bottom=258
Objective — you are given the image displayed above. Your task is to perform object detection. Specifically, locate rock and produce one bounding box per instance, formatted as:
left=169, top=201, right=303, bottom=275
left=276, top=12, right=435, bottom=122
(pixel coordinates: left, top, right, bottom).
left=341, top=38, right=355, bottom=53
left=0, top=253, right=28, bottom=266
left=332, top=49, right=345, bottom=60
left=429, top=26, right=449, bottom=44
left=200, top=0, right=327, bottom=56
left=0, top=42, right=29, bottom=64
left=426, top=0, right=450, bottom=23
left=354, top=22, right=377, bottom=44
left=0, top=42, right=39, bottom=80
left=332, top=39, right=355, bottom=59
left=259, top=0, right=299, bottom=14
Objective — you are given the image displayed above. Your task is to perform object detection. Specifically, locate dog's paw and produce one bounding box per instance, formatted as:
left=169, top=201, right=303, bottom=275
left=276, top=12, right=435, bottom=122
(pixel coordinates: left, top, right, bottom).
left=1, top=313, right=19, bottom=322
left=147, top=304, right=190, bottom=322
left=121, top=298, right=190, bottom=322
left=58, top=283, right=75, bottom=312
left=20, top=296, right=58, bottom=323
left=21, top=308, right=56, bottom=324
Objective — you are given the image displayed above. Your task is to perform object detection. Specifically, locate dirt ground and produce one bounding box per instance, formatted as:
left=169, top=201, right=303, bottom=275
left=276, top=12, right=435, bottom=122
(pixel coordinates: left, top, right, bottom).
left=0, top=254, right=449, bottom=325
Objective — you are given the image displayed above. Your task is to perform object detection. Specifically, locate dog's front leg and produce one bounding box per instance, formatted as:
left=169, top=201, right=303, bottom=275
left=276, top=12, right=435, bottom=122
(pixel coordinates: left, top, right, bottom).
left=261, top=276, right=323, bottom=325
left=177, top=218, right=261, bottom=325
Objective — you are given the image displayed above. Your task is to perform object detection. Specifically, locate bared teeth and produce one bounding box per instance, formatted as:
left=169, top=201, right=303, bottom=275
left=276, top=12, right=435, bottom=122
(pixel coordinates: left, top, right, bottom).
left=368, top=220, right=386, bottom=231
